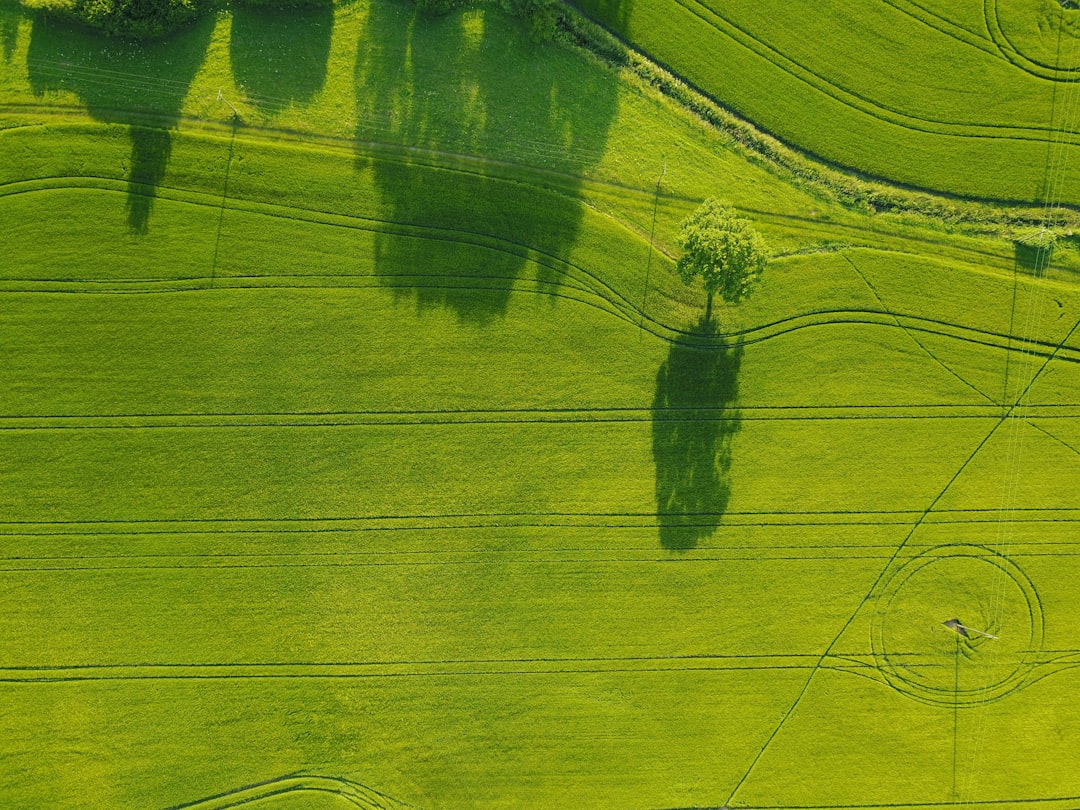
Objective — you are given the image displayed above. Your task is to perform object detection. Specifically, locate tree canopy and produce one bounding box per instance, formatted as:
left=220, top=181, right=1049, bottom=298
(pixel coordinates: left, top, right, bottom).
left=676, top=198, right=769, bottom=308
left=22, top=0, right=328, bottom=39
left=21, top=0, right=209, bottom=38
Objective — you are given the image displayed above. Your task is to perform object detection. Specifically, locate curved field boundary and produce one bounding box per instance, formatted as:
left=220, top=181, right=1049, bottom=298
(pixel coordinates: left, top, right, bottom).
left=2, top=180, right=1074, bottom=357
left=0, top=115, right=1044, bottom=281
left=881, top=0, right=1080, bottom=84
left=13, top=7, right=1080, bottom=208
left=0, top=178, right=652, bottom=332
left=635, top=0, right=1079, bottom=142
left=0, top=172, right=651, bottom=296
left=983, top=0, right=1080, bottom=81
left=4, top=278, right=1076, bottom=366
left=166, top=774, right=408, bottom=810
left=5, top=272, right=1076, bottom=363
left=0, top=115, right=1062, bottom=276
left=746, top=210, right=1017, bottom=275
left=568, top=0, right=1080, bottom=200
left=0, top=153, right=1030, bottom=280
left=879, top=0, right=1000, bottom=60
left=7, top=70, right=1080, bottom=233
left=824, top=654, right=1080, bottom=708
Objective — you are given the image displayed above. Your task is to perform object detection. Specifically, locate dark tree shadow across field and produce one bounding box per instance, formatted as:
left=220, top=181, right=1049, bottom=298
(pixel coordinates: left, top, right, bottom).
left=1, top=0, right=19, bottom=62
left=353, top=0, right=618, bottom=323
left=652, top=317, right=742, bottom=551
left=229, top=1, right=333, bottom=112
left=26, top=12, right=212, bottom=232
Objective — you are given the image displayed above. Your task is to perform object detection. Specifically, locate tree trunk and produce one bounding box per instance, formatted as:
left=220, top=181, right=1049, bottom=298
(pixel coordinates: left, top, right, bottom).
left=705, top=291, right=714, bottom=324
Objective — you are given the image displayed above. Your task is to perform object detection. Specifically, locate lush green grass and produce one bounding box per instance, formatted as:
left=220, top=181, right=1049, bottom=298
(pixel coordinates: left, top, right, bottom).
left=3, top=1, right=1080, bottom=808
left=571, top=0, right=1080, bottom=204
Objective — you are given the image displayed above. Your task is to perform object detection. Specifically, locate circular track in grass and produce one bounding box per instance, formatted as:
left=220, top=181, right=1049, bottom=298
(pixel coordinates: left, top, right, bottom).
left=871, top=545, right=1043, bottom=706
left=987, top=0, right=1080, bottom=79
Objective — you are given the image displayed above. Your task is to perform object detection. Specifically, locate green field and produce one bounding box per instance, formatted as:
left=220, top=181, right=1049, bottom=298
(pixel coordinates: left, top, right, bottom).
left=572, top=0, right=1080, bottom=203
left=3, top=0, right=1080, bottom=807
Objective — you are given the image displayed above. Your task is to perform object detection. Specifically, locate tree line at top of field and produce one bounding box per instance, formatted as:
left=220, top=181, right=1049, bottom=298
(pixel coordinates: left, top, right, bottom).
left=15, top=0, right=574, bottom=41
left=18, top=0, right=331, bottom=39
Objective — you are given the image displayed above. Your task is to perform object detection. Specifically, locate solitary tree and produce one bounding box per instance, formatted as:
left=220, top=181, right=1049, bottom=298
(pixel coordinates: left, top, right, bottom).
left=677, top=198, right=769, bottom=320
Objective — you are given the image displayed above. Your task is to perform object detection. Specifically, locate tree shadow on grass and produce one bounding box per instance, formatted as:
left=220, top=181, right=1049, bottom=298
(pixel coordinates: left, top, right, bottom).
left=26, top=12, right=213, bottom=232
left=1, top=0, right=19, bottom=62
left=126, top=125, right=173, bottom=232
left=353, top=0, right=618, bottom=323
left=575, top=0, right=634, bottom=33
left=652, top=317, right=743, bottom=551
left=1015, top=239, right=1053, bottom=277
left=229, top=1, right=333, bottom=113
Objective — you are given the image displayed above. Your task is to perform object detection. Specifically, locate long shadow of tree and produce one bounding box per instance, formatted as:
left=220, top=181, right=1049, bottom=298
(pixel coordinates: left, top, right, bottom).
left=354, top=0, right=619, bottom=323
left=652, top=317, right=743, bottom=551
left=1, top=0, right=18, bottom=63
left=26, top=12, right=212, bottom=233
left=229, top=1, right=333, bottom=113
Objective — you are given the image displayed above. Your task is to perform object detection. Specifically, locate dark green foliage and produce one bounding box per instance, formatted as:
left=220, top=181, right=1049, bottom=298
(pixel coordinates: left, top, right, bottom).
left=504, top=0, right=558, bottom=41
left=553, top=8, right=626, bottom=63
left=21, top=0, right=331, bottom=38
left=231, top=0, right=330, bottom=7
left=677, top=198, right=769, bottom=307
left=2, top=1, right=19, bottom=60
left=22, top=0, right=210, bottom=38
left=413, top=0, right=464, bottom=16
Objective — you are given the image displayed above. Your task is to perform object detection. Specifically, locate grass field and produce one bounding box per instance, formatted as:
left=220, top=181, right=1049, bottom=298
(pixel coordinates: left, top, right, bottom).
left=571, top=0, right=1080, bottom=204
left=3, top=0, right=1080, bottom=807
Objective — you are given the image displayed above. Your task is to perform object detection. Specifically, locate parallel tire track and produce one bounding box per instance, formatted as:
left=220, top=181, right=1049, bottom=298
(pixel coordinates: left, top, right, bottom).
left=661, top=0, right=1080, bottom=140
left=2, top=179, right=1077, bottom=357
left=0, top=406, right=1079, bottom=431
left=166, top=774, right=409, bottom=810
